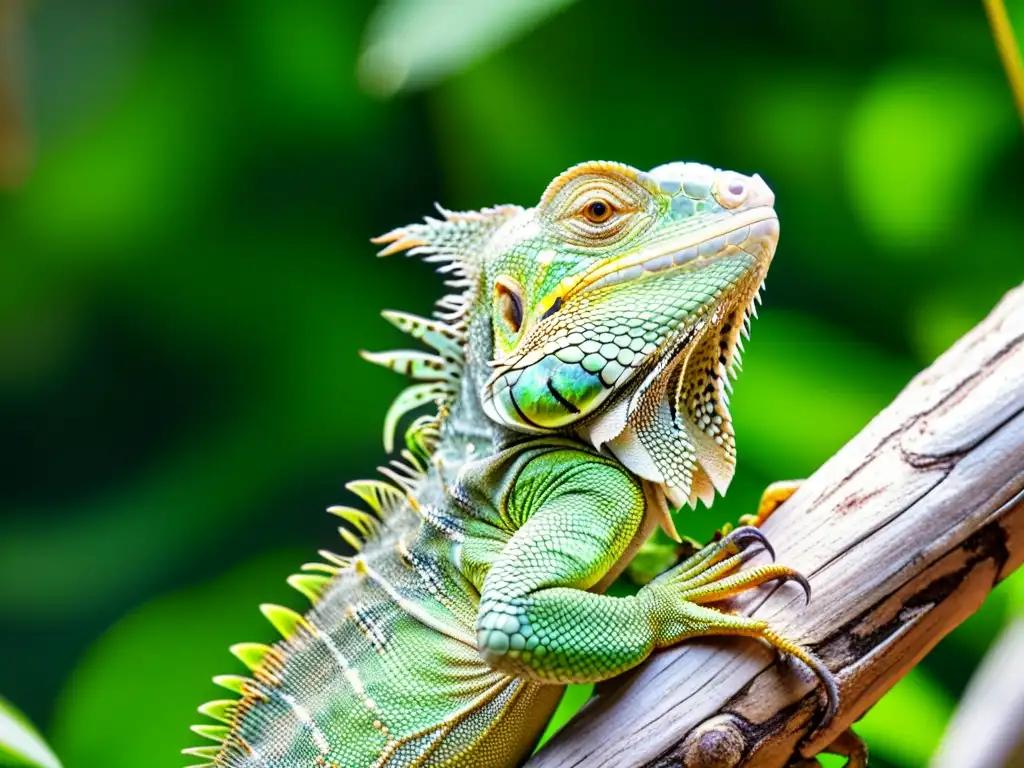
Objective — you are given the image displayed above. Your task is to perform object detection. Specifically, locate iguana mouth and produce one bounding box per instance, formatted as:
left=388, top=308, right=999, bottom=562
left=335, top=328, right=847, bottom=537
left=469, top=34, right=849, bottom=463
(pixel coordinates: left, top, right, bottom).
left=578, top=209, right=778, bottom=295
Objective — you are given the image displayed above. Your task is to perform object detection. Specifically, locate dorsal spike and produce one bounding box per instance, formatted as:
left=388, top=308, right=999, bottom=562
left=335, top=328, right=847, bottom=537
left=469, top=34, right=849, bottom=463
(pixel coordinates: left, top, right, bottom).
left=301, top=561, right=340, bottom=575
left=182, top=746, right=220, bottom=760
left=379, top=310, right=464, bottom=360
left=229, top=643, right=273, bottom=672
left=338, top=527, right=363, bottom=552
left=378, top=457, right=424, bottom=494
left=316, top=549, right=351, bottom=568
left=212, top=674, right=250, bottom=695
left=198, top=699, right=237, bottom=724
left=360, top=349, right=460, bottom=383
left=190, top=724, right=230, bottom=743
left=327, top=506, right=379, bottom=537
left=400, top=447, right=426, bottom=473
left=371, top=204, right=521, bottom=273
left=287, top=573, right=332, bottom=603
left=405, top=414, right=441, bottom=461
left=345, top=478, right=407, bottom=517
left=381, top=381, right=454, bottom=453
left=260, top=604, right=311, bottom=641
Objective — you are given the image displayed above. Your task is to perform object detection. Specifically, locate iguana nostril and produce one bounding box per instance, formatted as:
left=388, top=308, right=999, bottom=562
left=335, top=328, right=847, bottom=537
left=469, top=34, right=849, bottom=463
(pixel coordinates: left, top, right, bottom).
left=728, top=182, right=745, bottom=196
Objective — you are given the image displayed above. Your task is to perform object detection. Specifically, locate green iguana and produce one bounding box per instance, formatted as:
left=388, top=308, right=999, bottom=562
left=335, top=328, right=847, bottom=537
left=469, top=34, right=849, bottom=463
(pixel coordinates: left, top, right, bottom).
left=185, top=160, right=837, bottom=768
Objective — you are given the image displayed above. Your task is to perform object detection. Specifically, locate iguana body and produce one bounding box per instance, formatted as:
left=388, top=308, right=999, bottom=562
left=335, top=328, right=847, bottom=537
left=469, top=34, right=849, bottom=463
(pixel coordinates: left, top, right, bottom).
left=186, top=160, right=836, bottom=768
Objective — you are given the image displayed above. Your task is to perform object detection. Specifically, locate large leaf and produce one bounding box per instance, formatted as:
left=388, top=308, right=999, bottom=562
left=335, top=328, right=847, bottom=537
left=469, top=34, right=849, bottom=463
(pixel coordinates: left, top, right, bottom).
left=0, top=695, right=62, bottom=768
left=358, top=0, right=581, bottom=96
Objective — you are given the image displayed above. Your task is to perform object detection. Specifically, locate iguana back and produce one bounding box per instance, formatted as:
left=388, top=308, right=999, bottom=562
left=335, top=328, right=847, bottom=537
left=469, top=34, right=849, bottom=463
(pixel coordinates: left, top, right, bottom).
left=211, top=439, right=564, bottom=767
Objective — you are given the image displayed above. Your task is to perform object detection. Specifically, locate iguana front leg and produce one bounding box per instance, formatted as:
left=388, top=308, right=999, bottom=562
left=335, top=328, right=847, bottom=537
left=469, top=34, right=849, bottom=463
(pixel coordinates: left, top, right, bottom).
left=475, top=450, right=837, bottom=721
left=475, top=450, right=656, bottom=682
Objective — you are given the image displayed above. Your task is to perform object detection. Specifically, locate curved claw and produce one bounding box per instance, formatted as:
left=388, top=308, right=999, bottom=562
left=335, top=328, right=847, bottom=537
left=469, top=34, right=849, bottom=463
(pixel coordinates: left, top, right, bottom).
left=724, top=525, right=775, bottom=561
left=813, top=657, right=840, bottom=729
left=776, top=646, right=839, bottom=730
left=785, top=571, right=812, bottom=605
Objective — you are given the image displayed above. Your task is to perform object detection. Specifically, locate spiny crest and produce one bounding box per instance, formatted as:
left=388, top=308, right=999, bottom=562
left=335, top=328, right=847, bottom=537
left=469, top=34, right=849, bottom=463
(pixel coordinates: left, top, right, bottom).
left=187, top=467, right=425, bottom=765
left=364, top=204, right=521, bottom=456
left=185, top=636, right=290, bottom=766
left=188, top=205, right=523, bottom=764
left=371, top=202, right=522, bottom=290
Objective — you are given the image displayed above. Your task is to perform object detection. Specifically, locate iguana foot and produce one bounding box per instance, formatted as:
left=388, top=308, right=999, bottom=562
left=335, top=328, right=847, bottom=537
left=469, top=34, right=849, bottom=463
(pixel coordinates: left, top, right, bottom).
left=739, top=479, right=804, bottom=528
left=643, top=526, right=837, bottom=725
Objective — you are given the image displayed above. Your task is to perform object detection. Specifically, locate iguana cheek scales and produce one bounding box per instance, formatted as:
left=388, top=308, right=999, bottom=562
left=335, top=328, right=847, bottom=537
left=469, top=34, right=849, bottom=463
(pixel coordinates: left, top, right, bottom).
left=189, top=160, right=837, bottom=768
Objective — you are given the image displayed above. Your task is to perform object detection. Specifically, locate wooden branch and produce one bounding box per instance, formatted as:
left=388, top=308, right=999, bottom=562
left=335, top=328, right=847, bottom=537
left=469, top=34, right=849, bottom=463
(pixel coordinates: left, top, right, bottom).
left=529, top=284, right=1024, bottom=768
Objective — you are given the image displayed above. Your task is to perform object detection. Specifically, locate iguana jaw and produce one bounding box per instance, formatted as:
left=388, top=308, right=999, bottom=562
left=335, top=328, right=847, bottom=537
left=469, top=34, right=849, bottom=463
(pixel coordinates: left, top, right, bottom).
left=577, top=229, right=775, bottom=514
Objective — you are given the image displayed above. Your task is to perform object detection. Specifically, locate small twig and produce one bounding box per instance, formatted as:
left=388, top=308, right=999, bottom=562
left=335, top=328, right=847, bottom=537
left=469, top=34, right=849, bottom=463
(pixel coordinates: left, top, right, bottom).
left=983, top=0, right=1024, bottom=127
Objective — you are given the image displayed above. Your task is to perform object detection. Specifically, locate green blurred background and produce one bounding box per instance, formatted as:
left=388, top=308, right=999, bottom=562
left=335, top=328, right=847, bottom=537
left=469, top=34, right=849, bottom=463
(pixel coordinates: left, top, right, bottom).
left=1, top=1, right=1022, bottom=766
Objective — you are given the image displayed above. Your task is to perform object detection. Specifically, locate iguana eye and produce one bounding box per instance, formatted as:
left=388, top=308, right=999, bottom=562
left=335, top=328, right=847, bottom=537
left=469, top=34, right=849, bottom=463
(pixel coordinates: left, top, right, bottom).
left=583, top=199, right=613, bottom=224
left=495, top=277, right=525, bottom=334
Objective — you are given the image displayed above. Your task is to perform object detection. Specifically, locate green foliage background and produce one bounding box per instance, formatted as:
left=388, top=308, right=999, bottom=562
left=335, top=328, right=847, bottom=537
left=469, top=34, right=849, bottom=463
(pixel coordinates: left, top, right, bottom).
left=1, top=1, right=1022, bottom=766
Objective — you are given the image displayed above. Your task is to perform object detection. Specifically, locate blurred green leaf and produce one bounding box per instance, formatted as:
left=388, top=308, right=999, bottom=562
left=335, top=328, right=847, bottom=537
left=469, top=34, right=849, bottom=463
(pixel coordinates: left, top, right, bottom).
left=49, top=551, right=302, bottom=768
left=856, top=667, right=955, bottom=767
left=358, top=0, right=581, bottom=96
left=236, top=0, right=377, bottom=135
left=534, top=684, right=593, bottom=751
left=0, top=695, right=62, bottom=768
left=845, top=66, right=1015, bottom=256
left=14, top=43, right=225, bottom=254
left=733, top=310, right=916, bottom=478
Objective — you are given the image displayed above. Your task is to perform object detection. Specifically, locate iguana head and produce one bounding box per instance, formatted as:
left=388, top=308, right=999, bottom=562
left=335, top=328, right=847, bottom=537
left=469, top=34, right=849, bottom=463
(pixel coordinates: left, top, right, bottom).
left=370, top=159, right=777, bottom=513
left=480, top=160, right=778, bottom=510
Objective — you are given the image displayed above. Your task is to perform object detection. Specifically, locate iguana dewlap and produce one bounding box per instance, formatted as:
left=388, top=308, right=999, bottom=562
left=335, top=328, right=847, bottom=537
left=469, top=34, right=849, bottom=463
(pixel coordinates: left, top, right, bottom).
left=186, top=160, right=836, bottom=768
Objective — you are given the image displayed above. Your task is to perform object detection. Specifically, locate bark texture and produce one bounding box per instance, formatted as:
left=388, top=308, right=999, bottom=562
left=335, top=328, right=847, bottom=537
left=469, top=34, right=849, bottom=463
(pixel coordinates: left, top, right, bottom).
left=529, top=284, right=1024, bottom=768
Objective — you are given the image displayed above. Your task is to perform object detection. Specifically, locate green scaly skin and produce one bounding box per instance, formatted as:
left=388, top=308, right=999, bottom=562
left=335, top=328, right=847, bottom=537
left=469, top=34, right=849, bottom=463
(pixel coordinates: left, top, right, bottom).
left=185, top=160, right=838, bottom=768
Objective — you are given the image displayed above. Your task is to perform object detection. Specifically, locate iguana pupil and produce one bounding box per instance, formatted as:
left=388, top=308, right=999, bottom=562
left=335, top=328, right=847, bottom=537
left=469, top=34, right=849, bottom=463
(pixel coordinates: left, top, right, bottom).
left=585, top=199, right=610, bottom=222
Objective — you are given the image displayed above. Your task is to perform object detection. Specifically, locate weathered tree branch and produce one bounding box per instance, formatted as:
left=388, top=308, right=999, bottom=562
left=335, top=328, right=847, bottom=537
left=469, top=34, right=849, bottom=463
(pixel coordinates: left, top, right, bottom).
left=529, top=284, right=1024, bottom=768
